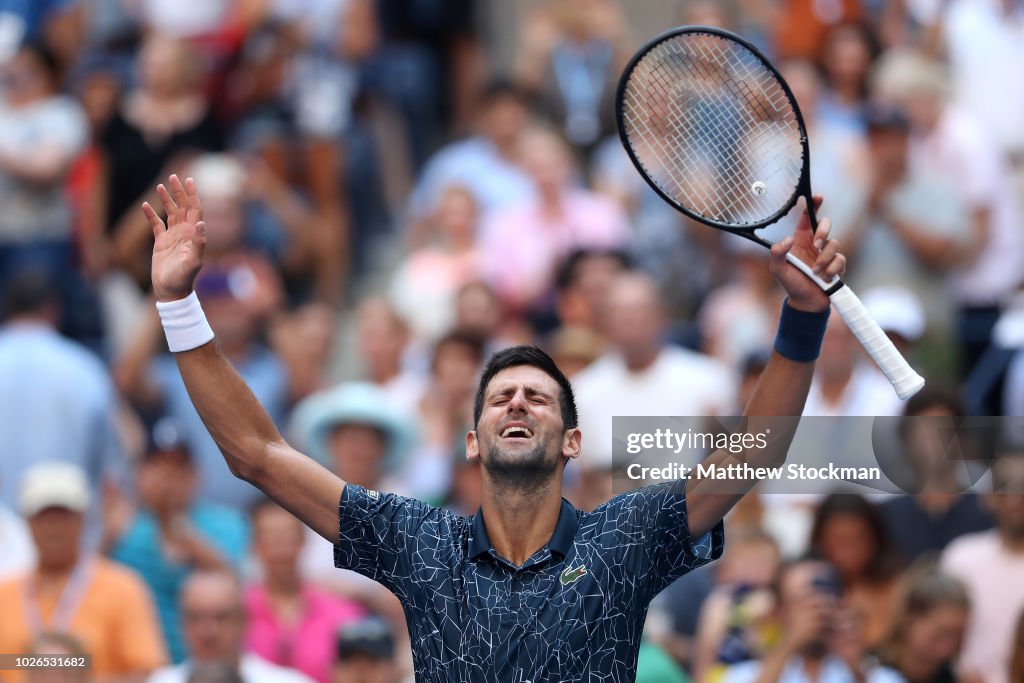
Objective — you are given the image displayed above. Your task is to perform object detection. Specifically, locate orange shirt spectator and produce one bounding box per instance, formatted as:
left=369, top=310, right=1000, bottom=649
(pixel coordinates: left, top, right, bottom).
left=0, top=462, right=167, bottom=682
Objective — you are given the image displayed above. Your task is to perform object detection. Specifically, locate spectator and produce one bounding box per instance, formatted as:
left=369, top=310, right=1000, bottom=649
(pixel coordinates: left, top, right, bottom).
left=0, top=269, right=125, bottom=545
left=332, top=617, right=402, bottom=683
left=838, top=106, right=970, bottom=335
left=809, top=494, right=903, bottom=649
left=407, top=78, right=534, bottom=226
left=0, top=0, right=82, bottom=66
left=353, top=297, right=424, bottom=419
left=879, top=564, right=971, bottom=683
left=514, top=0, right=631, bottom=151
left=573, top=271, right=736, bottom=470
left=879, top=387, right=993, bottom=562
left=268, top=302, right=338, bottom=406
left=245, top=500, right=364, bottom=683
left=97, top=33, right=221, bottom=290
left=0, top=469, right=35, bottom=580
left=722, top=560, right=903, bottom=683
left=291, top=382, right=417, bottom=496
left=874, top=49, right=1023, bottom=377
left=408, top=332, right=485, bottom=504
left=106, top=417, right=250, bottom=663
left=698, top=243, right=784, bottom=373
left=0, top=462, right=166, bottom=682
left=185, top=663, right=242, bottom=683
left=0, top=41, right=92, bottom=338
left=26, top=631, right=91, bottom=683
left=691, top=530, right=783, bottom=682
left=390, top=185, right=484, bottom=341
left=146, top=570, right=314, bottom=683
left=480, top=126, right=631, bottom=314
left=941, top=449, right=1024, bottom=683
left=930, top=0, right=1024, bottom=210
left=815, top=21, right=881, bottom=134
left=552, top=247, right=630, bottom=338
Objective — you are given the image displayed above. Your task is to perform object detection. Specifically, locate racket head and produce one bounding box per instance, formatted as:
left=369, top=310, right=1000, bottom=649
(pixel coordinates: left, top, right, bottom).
left=616, top=26, right=813, bottom=245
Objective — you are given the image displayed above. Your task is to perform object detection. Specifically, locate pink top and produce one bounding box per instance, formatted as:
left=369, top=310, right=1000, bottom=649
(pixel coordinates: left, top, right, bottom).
left=480, top=189, right=631, bottom=311
left=244, top=584, right=365, bottom=683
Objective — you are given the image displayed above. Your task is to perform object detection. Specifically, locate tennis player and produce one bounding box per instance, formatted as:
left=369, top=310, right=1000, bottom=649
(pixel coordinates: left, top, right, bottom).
left=144, top=174, right=845, bottom=682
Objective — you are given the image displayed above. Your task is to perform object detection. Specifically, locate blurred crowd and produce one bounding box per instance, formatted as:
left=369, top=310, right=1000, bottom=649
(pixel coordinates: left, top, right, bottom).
left=1, top=0, right=1024, bottom=681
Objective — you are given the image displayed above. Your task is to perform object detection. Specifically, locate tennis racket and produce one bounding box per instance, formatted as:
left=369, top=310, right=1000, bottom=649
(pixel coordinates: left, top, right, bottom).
left=616, top=26, right=925, bottom=400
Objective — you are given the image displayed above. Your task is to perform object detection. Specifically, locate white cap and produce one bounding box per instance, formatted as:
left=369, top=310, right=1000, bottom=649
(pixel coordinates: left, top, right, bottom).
left=18, top=462, right=91, bottom=517
left=861, top=286, right=926, bottom=342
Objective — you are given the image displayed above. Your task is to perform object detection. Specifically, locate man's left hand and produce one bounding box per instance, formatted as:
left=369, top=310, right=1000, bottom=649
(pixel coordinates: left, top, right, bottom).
left=769, top=195, right=846, bottom=313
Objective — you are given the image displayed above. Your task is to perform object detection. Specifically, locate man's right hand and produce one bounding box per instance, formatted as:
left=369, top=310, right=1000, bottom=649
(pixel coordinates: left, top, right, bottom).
left=143, top=174, right=207, bottom=303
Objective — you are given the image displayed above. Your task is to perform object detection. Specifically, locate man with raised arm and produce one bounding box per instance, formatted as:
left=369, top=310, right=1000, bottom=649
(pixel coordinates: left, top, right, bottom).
left=143, top=175, right=845, bottom=682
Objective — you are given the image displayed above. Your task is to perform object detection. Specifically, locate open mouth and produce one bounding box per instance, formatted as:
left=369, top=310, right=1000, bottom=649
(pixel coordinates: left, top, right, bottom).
left=500, top=425, right=534, bottom=440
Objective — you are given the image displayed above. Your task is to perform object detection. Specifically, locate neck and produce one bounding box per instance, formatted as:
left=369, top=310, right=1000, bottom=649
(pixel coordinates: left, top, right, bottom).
left=265, top=568, right=301, bottom=595
left=622, top=347, right=659, bottom=373
left=1000, top=529, right=1024, bottom=553
left=820, top=367, right=853, bottom=400
left=371, top=362, right=401, bottom=384
left=36, top=557, right=78, bottom=581
left=896, top=652, right=936, bottom=683
left=480, top=482, right=562, bottom=566
left=539, top=188, right=563, bottom=211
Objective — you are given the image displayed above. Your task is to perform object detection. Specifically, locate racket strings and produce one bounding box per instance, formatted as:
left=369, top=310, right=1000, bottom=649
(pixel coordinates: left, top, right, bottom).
left=621, top=32, right=804, bottom=226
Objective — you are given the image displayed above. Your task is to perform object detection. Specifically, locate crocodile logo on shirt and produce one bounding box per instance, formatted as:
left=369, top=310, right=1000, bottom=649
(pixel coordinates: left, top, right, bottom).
left=560, top=565, right=588, bottom=586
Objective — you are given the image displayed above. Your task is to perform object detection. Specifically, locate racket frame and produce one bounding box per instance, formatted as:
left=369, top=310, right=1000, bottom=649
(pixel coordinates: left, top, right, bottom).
left=616, top=25, right=828, bottom=279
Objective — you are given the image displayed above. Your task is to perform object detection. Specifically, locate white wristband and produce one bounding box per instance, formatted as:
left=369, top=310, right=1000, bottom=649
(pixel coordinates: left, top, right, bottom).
left=155, top=291, right=215, bottom=353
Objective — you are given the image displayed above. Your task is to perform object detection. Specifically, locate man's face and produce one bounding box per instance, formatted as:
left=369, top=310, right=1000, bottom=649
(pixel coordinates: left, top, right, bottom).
left=329, top=423, right=388, bottom=488
left=181, top=576, right=246, bottom=663
left=28, top=508, right=83, bottom=570
left=468, top=366, right=580, bottom=487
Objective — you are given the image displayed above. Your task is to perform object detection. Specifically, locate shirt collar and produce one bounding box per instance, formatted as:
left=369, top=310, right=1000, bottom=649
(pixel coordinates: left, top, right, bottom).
left=469, top=498, right=579, bottom=561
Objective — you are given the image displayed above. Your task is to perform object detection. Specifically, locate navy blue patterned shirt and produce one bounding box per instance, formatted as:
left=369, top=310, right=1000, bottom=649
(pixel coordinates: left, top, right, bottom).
left=334, top=480, right=724, bottom=682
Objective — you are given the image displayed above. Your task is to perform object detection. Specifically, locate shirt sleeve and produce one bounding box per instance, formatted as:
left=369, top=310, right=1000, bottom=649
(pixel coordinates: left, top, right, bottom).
left=333, top=484, right=456, bottom=598
left=109, top=567, right=168, bottom=673
left=595, top=480, right=724, bottom=604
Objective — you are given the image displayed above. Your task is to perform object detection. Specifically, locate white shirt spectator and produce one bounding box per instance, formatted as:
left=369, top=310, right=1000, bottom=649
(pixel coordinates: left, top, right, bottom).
left=0, top=502, right=34, bottom=580
left=408, top=138, right=535, bottom=219
left=803, top=365, right=904, bottom=417
left=941, top=530, right=1024, bottom=683
left=910, top=105, right=1023, bottom=306
left=942, top=0, right=1024, bottom=156
left=147, top=653, right=316, bottom=683
left=0, top=94, right=88, bottom=243
left=572, top=346, right=736, bottom=469
left=724, top=656, right=905, bottom=683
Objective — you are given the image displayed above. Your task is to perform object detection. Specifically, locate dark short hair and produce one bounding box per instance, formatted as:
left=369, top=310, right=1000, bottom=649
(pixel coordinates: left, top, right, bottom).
left=554, top=248, right=632, bottom=292
left=19, top=40, right=63, bottom=85
left=473, top=346, right=578, bottom=430
left=898, top=385, right=964, bottom=443
left=431, top=330, right=486, bottom=373
left=1, top=267, right=59, bottom=320
left=479, top=76, right=531, bottom=107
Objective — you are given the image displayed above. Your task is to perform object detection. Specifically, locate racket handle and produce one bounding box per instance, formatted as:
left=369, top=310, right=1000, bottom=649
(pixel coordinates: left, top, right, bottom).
left=829, top=285, right=925, bottom=400
left=782, top=251, right=924, bottom=399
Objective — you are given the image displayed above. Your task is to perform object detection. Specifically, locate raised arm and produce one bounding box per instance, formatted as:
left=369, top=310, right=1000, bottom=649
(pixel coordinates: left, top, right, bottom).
left=686, top=198, right=845, bottom=537
left=144, top=175, right=344, bottom=543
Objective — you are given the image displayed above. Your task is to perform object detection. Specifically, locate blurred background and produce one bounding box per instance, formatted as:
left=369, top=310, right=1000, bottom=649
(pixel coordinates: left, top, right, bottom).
left=1, top=0, right=1023, bottom=682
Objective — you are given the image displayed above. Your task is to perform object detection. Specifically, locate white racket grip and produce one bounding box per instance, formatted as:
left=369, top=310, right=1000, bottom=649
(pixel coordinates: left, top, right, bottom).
left=829, top=285, right=925, bottom=399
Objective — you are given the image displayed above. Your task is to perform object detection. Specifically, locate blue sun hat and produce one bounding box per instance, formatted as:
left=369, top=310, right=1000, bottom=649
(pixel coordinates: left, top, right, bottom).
left=290, top=382, right=419, bottom=474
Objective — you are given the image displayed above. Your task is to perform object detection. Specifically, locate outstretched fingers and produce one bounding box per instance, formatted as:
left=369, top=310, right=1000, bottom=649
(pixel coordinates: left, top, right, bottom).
left=168, top=174, right=190, bottom=217
left=185, top=177, right=203, bottom=222
left=156, top=183, right=177, bottom=219
left=142, top=201, right=165, bottom=240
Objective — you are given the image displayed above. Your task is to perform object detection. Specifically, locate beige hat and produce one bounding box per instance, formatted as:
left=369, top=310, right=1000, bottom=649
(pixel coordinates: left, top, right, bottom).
left=18, top=462, right=91, bottom=517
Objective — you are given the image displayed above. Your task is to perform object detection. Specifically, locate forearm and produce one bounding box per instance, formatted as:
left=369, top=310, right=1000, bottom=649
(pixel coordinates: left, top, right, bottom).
left=173, top=342, right=284, bottom=482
